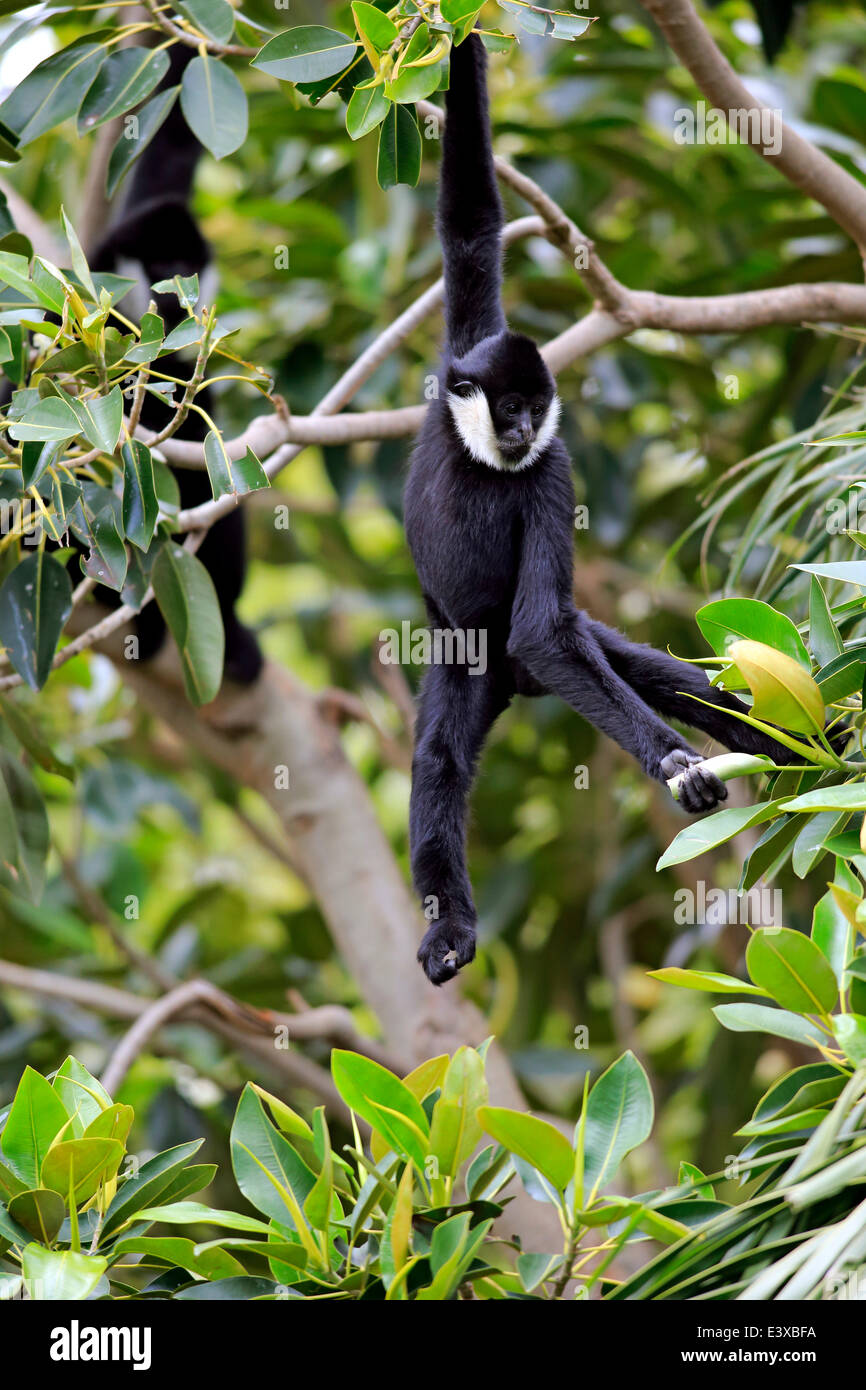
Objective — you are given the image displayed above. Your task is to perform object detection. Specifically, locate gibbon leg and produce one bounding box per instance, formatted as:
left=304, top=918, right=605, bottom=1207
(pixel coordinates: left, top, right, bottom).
left=411, top=661, right=513, bottom=984
left=587, top=619, right=791, bottom=761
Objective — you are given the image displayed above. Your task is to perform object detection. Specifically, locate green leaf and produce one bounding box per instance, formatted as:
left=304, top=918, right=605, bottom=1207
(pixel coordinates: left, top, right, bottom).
left=346, top=81, right=389, bottom=140
left=808, top=576, right=843, bottom=668
left=783, top=784, right=866, bottom=813
left=60, top=207, right=95, bottom=299
left=0, top=694, right=74, bottom=781
left=0, top=749, right=49, bottom=899
left=0, top=43, right=105, bottom=145
left=0, top=552, right=72, bottom=691
left=746, top=928, right=838, bottom=1016
left=834, top=1014, right=866, bottom=1066
left=134, top=1201, right=270, bottom=1234
left=657, top=800, right=785, bottom=870
left=477, top=1106, right=572, bottom=1190
left=21, top=1245, right=106, bottom=1301
left=180, top=55, right=248, bottom=161
left=41, top=1137, right=124, bottom=1206
left=176, top=0, right=236, bottom=44
left=151, top=542, right=225, bottom=705
left=790, top=810, right=846, bottom=878
left=581, top=1051, right=653, bottom=1202
left=647, top=967, right=768, bottom=996
left=106, top=86, right=180, bottom=199
left=101, top=1140, right=205, bottom=1239
left=51, top=1059, right=111, bottom=1134
left=352, top=2, right=399, bottom=53
left=331, top=1050, right=430, bottom=1173
left=817, top=646, right=866, bottom=702
left=0, top=1067, right=69, bottom=1188
left=121, top=440, right=158, bottom=551
left=113, top=1235, right=245, bottom=1281
left=302, top=1109, right=333, bottom=1233
left=203, top=433, right=269, bottom=499
left=812, top=884, right=854, bottom=984
left=252, top=27, right=358, bottom=84
left=428, top=1046, right=488, bottom=1184
left=77, top=47, right=170, bottom=133
left=8, top=395, right=81, bottom=443
left=68, top=385, right=123, bottom=454
left=696, top=597, right=810, bottom=670
left=6, top=1188, right=65, bottom=1245
left=791, top=561, right=866, bottom=586
left=712, top=1002, right=824, bottom=1046
left=230, top=1087, right=317, bottom=1230
left=377, top=102, right=422, bottom=189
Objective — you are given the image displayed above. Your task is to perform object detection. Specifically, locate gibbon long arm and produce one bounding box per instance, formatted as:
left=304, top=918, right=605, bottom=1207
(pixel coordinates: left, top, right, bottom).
left=438, top=35, right=508, bottom=355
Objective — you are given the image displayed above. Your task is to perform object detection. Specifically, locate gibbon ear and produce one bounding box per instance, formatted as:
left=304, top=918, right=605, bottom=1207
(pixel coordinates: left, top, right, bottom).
left=450, top=379, right=478, bottom=399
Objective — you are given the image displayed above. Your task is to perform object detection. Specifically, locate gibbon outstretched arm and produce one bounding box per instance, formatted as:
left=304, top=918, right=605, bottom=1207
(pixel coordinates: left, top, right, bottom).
left=438, top=33, right=507, bottom=355
left=587, top=619, right=792, bottom=762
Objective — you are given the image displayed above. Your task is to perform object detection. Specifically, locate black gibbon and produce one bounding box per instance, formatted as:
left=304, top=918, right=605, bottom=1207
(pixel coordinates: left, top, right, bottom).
left=91, top=45, right=262, bottom=685
left=404, top=34, right=789, bottom=985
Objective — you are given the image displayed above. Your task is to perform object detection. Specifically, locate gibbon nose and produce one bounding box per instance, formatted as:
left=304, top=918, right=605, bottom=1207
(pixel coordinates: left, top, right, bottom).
left=518, top=423, right=535, bottom=445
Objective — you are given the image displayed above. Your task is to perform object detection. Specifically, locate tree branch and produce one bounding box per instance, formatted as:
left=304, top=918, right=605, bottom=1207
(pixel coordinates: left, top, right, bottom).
left=639, top=0, right=866, bottom=254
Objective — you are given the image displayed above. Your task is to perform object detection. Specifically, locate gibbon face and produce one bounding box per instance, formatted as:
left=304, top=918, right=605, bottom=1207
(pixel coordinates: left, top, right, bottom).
left=445, top=330, right=560, bottom=471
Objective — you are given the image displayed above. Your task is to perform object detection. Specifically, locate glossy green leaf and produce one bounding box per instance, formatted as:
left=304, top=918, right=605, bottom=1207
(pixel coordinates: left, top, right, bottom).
left=696, top=598, right=810, bottom=670
left=180, top=55, right=248, bottom=161
left=648, top=967, right=767, bottom=996
left=203, top=433, right=269, bottom=499
left=0, top=547, right=72, bottom=689
left=712, top=1003, right=824, bottom=1046
left=41, top=1137, right=124, bottom=1206
left=177, top=0, right=236, bottom=44
left=657, top=800, right=784, bottom=870
left=7, top=1187, right=65, bottom=1244
left=331, top=1050, right=430, bottom=1172
left=0, top=1067, right=69, bottom=1188
left=581, top=1051, right=653, bottom=1201
left=746, top=928, right=838, bottom=1015
left=106, top=86, right=179, bottom=198
left=152, top=542, right=224, bottom=705
left=477, top=1106, right=572, bottom=1190
left=77, top=47, right=170, bottom=133
left=377, top=102, right=421, bottom=189
left=101, top=1140, right=205, bottom=1238
left=21, top=1245, right=106, bottom=1301
left=0, top=43, right=105, bottom=145
left=121, top=440, right=158, bottom=551
left=252, top=27, right=358, bottom=83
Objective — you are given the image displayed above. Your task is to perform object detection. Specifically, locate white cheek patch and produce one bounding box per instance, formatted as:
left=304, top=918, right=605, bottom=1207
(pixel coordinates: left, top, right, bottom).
left=447, top=389, right=562, bottom=471
left=521, top=394, right=562, bottom=467
left=447, top=387, right=503, bottom=469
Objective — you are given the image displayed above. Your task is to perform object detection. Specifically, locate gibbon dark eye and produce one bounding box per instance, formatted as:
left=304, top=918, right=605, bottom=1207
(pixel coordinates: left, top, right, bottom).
left=532, top=404, right=544, bottom=418
left=505, top=402, right=518, bottom=416
left=452, top=380, right=475, bottom=397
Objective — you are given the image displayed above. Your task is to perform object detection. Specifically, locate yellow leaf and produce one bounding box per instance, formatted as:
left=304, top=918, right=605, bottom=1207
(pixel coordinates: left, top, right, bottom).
left=728, top=639, right=824, bottom=734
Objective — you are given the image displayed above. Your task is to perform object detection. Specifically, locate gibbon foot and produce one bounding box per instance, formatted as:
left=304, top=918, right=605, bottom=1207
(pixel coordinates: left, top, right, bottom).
left=660, top=749, right=728, bottom=815
left=417, top=918, right=477, bottom=986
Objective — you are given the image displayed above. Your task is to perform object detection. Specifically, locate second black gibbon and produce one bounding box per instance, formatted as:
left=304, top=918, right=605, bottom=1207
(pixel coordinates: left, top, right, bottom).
left=404, top=34, right=790, bottom=986
left=92, top=45, right=262, bottom=685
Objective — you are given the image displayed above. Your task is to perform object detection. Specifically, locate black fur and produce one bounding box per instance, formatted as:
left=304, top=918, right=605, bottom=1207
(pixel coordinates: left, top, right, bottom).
left=404, top=35, right=790, bottom=985
left=91, top=45, right=262, bottom=685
